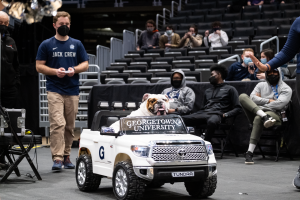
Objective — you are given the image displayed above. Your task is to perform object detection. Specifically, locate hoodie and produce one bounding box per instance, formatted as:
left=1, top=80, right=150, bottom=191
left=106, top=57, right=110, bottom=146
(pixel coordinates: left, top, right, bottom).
left=250, top=69, right=292, bottom=114
left=161, top=70, right=195, bottom=115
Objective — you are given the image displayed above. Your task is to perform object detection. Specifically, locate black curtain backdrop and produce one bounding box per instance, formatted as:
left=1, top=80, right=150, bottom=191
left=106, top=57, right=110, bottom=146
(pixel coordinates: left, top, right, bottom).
left=88, top=80, right=300, bottom=155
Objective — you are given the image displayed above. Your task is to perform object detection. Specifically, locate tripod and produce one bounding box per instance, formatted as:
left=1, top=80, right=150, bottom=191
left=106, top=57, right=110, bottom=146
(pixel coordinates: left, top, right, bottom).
left=0, top=105, right=42, bottom=182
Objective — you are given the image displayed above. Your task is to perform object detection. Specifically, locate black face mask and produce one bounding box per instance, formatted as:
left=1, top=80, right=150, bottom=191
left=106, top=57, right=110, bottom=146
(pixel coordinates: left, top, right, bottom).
left=57, top=25, right=70, bottom=36
left=209, top=76, right=218, bottom=85
left=213, top=28, right=220, bottom=32
left=267, top=75, right=280, bottom=85
left=0, top=25, right=7, bottom=34
left=172, top=80, right=182, bottom=88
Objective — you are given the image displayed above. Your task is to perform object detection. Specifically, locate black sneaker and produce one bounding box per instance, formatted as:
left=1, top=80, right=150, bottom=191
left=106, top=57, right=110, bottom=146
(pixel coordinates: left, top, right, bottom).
left=261, top=114, right=276, bottom=128
left=293, top=167, right=300, bottom=189
left=245, top=151, right=254, bottom=165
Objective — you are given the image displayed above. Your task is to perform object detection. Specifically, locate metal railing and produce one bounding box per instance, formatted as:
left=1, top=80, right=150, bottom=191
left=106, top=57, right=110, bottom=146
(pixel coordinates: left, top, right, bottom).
left=123, top=30, right=135, bottom=55
left=171, top=1, right=179, bottom=17
left=260, top=36, right=279, bottom=53
left=156, top=8, right=172, bottom=30
left=110, top=37, right=123, bottom=63
left=135, top=29, right=143, bottom=48
left=96, top=45, right=110, bottom=72
left=38, top=64, right=100, bottom=142
left=87, top=53, right=96, bottom=65
left=218, top=55, right=241, bottom=64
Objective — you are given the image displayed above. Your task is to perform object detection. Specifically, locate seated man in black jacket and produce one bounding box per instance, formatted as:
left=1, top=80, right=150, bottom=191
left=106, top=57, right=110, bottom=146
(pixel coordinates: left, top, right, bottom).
left=182, top=64, right=242, bottom=142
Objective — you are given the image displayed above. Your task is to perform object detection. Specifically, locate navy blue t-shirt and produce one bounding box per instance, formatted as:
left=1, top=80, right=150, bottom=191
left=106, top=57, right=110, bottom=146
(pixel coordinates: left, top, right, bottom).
left=36, top=36, right=88, bottom=95
left=226, top=62, right=257, bottom=81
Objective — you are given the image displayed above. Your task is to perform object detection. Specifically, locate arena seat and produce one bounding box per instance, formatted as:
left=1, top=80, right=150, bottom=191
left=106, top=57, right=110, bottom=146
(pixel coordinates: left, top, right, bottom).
left=177, top=10, right=192, bottom=17
left=220, top=54, right=239, bottom=60
left=243, top=5, right=260, bottom=13
left=185, top=3, right=200, bottom=10
left=151, top=61, right=168, bottom=66
left=155, top=72, right=173, bottom=78
left=197, top=22, right=211, bottom=30
left=279, top=3, right=296, bottom=11
left=169, top=49, right=187, bottom=56
left=213, top=46, right=232, bottom=54
left=127, top=65, right=147, bottom=73
left=186, top=15, right=205, bottom=23
left=288, top=64, right=297, bottom=75
left=188, top=51, right=206, bottom=58
left=191, top=47, right=210, bottom=55
left=262, top=11, right=282, bottom=20
left=220, top=21, right=232, bottom=29
left=227, top=41, right=245, bottom=51
left=155, top=57, right=174, bottom=65
left=157, top=79, right=170, bottom=83
left=185, top=71, right=201, bottom=82
left=198, top=63, right=214, bottom=69
left=234, top=48, right=245, bottom=56
left=195, top=59, right=214, bottom=68
left=198, top=55, right=218, bottom=63
left=252, top=19, right=270, bottom=30
left=272, top=18, right=290, bottom=27
left=222, top=28, right=233, bottom=38
left=100, top=74, right=106, bottom=84
left=169, top=16, right=186, bottom=24
left=172, top=60, right=191, bottom=67
left=195, top=68, right=211, bottom=82
left=173, top=30, right=186, bottom=38
left=124, top=54, right=140, bottom=60
left=210, top=8, right=227, bottom=15
left=218, top=59, right=236, bottom=69
left=132, top=73, right=152, bottom=81
left=261, top=4, right=277, bottom=12
left=110, top=73, right=130, bottom=83
left=128, top=50, right=145, bottom=57
left=174, top=64, right=195, bottom=71
left=115, top=58, right=131, bottom=66
left=284, top=9, right=300, bottom=19
left=193, top=9, right=209, bottom=16
left=201, top=1, right=217, bottom=9
left=130, top=79, right=150, bottom=84
left=234, top=20, right=250, bottom=28
left=254, top=26, right=277, bottom=39
left=134, top=57, right=153, bottom=68
left=223, top=13, right=241, bottom=22
left=178, top=23, right=194, bottom=30
left=175, top=56, right=195, bottom=64
left=217, top=0, right=231, bottom=8
left=106, top=66, right=125, bottom=73
left=148, top=69, right=167, bottom=77
left=185, top=77, right=197, bottom=82
left=278, top=25, right=291, bottom=37
left=151, top=77, right=169, bottom=83
left=101, top=70, right=119, bottom=78
left=106, top=79, right=125, bottom=84
left=110, top=62, right=127, bottom=68
left=205, top=14, right=223, bottom=22
left=151, top=64, right=172, bottom=72
left=209, top=49, right=229, bottom=59
left=164, top=52, right=182, bottom=59
left=232, top=27, right=254, bottom=44
left=162, top=24, right=178, bottom=31
left=147, top=49, right=165, bottom=57
left=236, top=45, right=257, bottom=53
left=251, top=39, right=270, bottom=56
left=242, top=12, right=261, bottom=20
left=144, top=53, right=161, bottom=60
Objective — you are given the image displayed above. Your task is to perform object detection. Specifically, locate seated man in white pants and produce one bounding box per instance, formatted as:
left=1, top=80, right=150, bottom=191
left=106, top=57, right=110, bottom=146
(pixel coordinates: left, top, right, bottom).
left=239, top=69, right=292, bottom=164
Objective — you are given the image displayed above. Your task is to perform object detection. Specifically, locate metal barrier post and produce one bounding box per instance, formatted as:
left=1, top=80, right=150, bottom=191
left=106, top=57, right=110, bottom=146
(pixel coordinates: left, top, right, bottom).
left=260, top=36, right=279, bottom=53
left=123, top=30, right=135, bottom=55
left=135, top=29, right=143, bottom=48
left=96, top=45, right=110, bottom=72
left=110, top=37, right=123, bottom=63
left=171, top=1, right=179, bottom=17
left=218, top=55, right=241, bottom=64
left=87, top=53, right=96, bottom=65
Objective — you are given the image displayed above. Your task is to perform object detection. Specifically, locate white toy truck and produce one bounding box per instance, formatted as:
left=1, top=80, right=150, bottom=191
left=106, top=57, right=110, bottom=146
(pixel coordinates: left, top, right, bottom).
left=76, top=115, right=217, bottom=200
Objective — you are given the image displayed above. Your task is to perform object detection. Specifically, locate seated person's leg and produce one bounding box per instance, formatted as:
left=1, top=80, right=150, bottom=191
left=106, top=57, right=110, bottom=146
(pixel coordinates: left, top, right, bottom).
left=239, top=93, right=276, bottom=128
left=181, top=111, right=206, bottom=127
left=204, top=114, right=221, bottom=142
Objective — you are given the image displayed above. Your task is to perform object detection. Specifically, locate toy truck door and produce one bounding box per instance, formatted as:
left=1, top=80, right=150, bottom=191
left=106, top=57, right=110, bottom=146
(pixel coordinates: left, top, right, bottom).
left=94, top=136, right=114, bottom=165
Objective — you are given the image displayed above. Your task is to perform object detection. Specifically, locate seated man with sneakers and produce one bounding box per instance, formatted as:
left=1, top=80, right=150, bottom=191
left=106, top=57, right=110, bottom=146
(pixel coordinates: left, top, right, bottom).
left=239, top=68, right=292, bottom=165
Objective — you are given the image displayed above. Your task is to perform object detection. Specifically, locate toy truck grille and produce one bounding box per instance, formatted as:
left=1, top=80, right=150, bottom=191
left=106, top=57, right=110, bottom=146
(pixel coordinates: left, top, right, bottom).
left=151, top=145, right=207, bottom=161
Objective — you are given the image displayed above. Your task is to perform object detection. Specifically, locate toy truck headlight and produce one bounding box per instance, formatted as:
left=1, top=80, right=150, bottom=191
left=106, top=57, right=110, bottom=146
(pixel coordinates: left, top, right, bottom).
left=131, top=146, right=150, bottom=158
left=206, top=144, right=214, bottom=155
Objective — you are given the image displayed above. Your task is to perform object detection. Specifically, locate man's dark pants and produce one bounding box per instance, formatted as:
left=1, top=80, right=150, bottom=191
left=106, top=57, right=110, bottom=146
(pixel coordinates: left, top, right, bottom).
left=182, top=110, right=221, bottom=142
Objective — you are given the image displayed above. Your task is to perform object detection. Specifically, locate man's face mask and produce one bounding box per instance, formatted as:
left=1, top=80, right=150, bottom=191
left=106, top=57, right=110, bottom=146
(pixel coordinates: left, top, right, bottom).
left=172, top=79, right=182, bottom=88
left=213, top=28, right=220, bottom=32
left=57, top=25, right=70, bottom=36
left=267, top=73, right=280, bottom=85
left=243, top=57, right=252, bottom=66
left=0, top=25, right=7, bottom=34
left=166, top=30, right=172, bottom=35
left=209, top=75, right=218, bottom=85
left=261, top=58, right=267, bottom=64
left=147, top=27, right=154, bottom=32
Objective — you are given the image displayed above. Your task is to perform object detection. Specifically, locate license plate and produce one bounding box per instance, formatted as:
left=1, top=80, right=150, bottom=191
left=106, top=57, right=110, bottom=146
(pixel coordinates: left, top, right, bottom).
left=172, top=171, right=194, bottom=177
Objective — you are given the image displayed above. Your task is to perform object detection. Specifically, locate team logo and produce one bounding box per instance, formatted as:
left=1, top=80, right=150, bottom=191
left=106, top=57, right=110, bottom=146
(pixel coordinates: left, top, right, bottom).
left=70, top=44, right=74, bottom=49
left=177, top=149, right=187, bottom=158
left=99, top=146, right=105, bottom=160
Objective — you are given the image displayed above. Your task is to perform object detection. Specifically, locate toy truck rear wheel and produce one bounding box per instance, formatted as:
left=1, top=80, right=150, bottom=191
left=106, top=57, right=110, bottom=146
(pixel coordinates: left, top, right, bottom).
left=76, top=154, right=101, bottom=191
left=113, top=161, right=146, bottom=200
left=184, top=174, right=217, bottom=198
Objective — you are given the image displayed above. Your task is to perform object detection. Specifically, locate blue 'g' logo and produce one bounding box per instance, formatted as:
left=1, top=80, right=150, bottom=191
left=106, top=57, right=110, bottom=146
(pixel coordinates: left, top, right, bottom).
left=99, top=146, right=105, bottom=160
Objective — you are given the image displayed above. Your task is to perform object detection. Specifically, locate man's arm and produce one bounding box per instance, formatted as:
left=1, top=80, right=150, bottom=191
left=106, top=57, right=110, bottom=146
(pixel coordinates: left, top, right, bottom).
left=170, top=34, right=181, bottom=48
left=74, top=61, right=89, bottom=73
left=225, top=64, right=234, bottom=81
left=36, top=60, right=57, bottom=75
left=250, top=83, right=270, bottom=105
left=177, top=88, right=196, bottom=114
left=247, top=1, right=252, bottom=6
left=220, top=31, right=228, bottom=46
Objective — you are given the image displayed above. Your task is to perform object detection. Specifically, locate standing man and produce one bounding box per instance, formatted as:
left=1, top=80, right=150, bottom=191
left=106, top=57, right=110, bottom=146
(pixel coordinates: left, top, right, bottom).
left=36, top=11, right=89, bottom=170
left=0, top=11, right=19, bottom=169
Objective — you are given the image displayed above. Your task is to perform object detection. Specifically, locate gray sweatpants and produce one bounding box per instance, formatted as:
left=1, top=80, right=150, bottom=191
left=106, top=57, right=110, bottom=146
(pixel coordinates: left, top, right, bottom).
left=239, top=94, right=281, bottom=145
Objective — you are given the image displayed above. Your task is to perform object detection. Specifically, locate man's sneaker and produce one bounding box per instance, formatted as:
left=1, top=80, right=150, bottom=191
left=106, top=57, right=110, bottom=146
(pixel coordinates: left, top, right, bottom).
left=293, top=167, right=300, bottom=189
left=262, top=114, right=276, bottom=128
left=245, top=151, right=254, bottom=165
left=63, top=156, right=75, bottom=169
left=52, top=160, right=62, bottom=170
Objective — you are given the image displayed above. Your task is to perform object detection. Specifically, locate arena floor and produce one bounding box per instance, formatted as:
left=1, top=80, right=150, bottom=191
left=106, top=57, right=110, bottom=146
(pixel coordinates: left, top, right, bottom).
left=1, top=147, right=300, bottom=200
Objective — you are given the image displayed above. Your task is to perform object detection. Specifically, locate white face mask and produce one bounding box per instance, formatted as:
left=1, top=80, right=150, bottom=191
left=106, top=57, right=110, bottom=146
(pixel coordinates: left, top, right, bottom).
left=147, top=27, right=154, bottom=32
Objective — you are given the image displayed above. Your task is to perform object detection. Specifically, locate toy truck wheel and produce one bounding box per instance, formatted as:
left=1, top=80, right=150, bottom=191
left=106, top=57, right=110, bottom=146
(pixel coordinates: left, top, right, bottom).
left=184, top=175, right=217, bottom=198
left=76, top=154, right=101, bottom=191
left=113, top=161, right=146, bottom=200
left=146, top=182, right=165, bottom=188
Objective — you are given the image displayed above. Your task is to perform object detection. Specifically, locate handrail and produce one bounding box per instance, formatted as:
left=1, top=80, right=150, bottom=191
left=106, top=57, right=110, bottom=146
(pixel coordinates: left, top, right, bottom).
left=135, top=29, right=143, bottom=47
left=88, top=64, right=101, bottom=84
left=163, top=8, right=171, bottom=21
left=156, top=14, right=164, bottom=30
left=260, top=36, right=279, bottom=53
left=218, top=55, right=241, bottom=64
left=171, top=1, right=179, bottom=17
